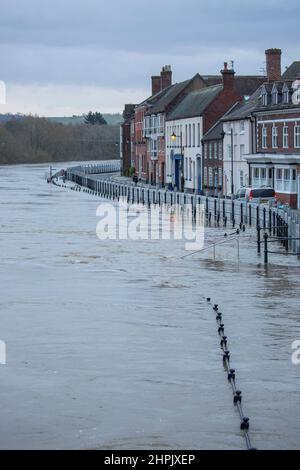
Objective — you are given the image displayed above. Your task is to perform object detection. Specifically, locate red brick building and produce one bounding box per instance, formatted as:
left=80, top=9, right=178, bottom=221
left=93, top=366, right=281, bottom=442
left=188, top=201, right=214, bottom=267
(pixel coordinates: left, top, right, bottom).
left=166, top=64, right=245, bottom=193
left=120, top=104, right=135, bottom=175
left=246, top=50, right=300, bottom=208
left=123, top=62, right=265, bottom=187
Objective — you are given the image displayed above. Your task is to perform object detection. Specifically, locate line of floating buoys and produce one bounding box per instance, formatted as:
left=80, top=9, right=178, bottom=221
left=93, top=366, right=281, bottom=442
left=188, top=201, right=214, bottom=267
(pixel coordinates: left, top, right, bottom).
left=207, top=298, right=257, bottom=451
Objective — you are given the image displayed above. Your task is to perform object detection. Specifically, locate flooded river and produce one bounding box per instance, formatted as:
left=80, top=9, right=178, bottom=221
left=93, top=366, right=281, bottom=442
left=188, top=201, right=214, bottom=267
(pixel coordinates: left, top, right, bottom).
left=0, top=163, right=300, bottom=449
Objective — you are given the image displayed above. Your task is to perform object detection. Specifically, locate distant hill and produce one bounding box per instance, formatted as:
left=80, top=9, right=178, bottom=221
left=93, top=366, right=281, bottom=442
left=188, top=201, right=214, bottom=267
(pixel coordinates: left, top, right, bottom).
left=0, top=113, right=123, bottom=126
left=0, top=113, right=24, bottom=123
left=47, top=114, right=123, bottom=126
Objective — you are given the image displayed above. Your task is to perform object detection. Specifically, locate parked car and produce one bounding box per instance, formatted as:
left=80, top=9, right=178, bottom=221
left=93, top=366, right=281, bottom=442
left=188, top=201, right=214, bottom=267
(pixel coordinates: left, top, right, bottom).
left=234, top=187, right=276, bottom=204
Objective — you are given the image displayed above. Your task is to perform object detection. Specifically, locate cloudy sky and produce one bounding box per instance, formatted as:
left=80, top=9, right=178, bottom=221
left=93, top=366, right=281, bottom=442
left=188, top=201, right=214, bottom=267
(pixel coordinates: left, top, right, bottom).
left=0, top=0, right=299, bottom=116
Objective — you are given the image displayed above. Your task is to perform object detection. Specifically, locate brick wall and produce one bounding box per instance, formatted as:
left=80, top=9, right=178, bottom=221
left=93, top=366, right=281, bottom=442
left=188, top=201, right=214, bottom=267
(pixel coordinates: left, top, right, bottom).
left=203, top=88, right=241, bottom=135
left=257, top=112, right=300, bottom=153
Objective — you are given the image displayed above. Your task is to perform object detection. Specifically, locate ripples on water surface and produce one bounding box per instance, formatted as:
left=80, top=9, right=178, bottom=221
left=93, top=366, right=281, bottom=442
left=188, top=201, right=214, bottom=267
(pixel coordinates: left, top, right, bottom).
left=0, top=163, right=299, bottom=449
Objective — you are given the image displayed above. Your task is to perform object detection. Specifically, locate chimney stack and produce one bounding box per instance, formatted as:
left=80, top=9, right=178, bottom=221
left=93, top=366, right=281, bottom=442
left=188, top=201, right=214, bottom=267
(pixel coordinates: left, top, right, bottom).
left=221, top=62, right=235, bottom=92
left=160, top=65, right=172, bottom=90
left=265, top=48, right=282, bottom=82
left=151, top=76, right=161, bottom=96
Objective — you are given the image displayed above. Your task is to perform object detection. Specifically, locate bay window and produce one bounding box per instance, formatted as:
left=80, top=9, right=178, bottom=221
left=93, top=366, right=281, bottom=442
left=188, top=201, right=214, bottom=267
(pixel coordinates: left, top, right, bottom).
left=275, top=167, right=297, bottom=193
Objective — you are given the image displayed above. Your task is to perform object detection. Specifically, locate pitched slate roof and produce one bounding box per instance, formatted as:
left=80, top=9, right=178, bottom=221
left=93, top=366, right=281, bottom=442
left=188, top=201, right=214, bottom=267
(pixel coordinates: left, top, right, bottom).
left=203, top=75, right=266, bottom=97
left=282, top=61, right=300, bottom=80
left=221, top=87, right=262, bottom=121
left=202, top=120, right=224, bottom=141
left=137, top=85, right=172, bottom=108
left=166, top=85, right=222, bottom=121
left=145, top=78, right=195, bottom=115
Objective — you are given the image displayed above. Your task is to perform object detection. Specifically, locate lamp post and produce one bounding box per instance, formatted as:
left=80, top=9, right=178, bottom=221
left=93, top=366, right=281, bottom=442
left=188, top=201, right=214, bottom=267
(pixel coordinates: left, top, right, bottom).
left=171, top=131, right=184, bottom=192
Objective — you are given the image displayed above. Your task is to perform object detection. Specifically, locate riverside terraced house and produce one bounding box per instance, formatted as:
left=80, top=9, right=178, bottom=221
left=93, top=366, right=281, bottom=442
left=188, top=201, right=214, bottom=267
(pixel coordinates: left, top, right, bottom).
left=244, top=49, right=300, bottom=208
left=165, top=64, right=242, bottom=193
left=121, top=63, right=264, bottom=187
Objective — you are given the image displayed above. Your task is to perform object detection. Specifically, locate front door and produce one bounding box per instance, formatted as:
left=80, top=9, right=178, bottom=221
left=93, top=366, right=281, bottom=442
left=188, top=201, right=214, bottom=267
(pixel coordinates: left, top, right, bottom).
left=161, top=162, right=165, bottom=187
left=175, top=160, right=180, bottom=189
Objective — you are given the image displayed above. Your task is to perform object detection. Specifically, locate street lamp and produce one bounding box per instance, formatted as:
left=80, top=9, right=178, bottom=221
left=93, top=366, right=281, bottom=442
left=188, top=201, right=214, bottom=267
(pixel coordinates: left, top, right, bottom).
left=171, top=132, right=184, bottom=192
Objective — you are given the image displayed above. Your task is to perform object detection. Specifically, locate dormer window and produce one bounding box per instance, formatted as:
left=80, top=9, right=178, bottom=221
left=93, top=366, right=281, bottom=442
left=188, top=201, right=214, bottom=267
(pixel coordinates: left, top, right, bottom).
left=261, top=91, right=268, bottom=106
left=272, top=91, right=278, bottom=104
left=271, top=85, right=278, bottom=105
left=282, top=84, right=290, bottom=104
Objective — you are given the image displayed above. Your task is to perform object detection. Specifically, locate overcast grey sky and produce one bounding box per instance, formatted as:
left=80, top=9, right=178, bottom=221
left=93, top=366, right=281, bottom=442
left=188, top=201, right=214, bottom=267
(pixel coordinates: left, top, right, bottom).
left=0, top=0, right=299, bottom=116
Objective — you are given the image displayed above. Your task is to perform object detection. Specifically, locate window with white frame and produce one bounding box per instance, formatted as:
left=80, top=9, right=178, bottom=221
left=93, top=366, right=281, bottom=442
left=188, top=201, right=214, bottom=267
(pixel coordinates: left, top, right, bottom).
left=275, top=167, right=297, bottom=193
left=219, top=142, right=223, bottom=160
left=208, top=167, right=213, bottom=186
left=275, top=168, right=283, bottom=191
left=188, top=124, right=191, bottom=147
left=209, top=143, right=212, bottom=159
left=204, top=144, right=208, bottom=159
left=214, top=142, right=218, bottom=159
left=262, top=92, right=268, bottom=106
left=240, top=144, right=245, bottom=158
left=185, top=124, right=188, bottom=147
left=239, top=121, right=245, bottom=133
left=262, top=127, right=267, bottom=148
left=272, top=90, right=278, bottom=105
left=272, top=126, right=278, bottom=148
left=197, top=123, right=201, bottom=147
left=192, top=124, right=195, bottom=147
left=204, top=167, right=207, bottom=185
left=253, top=168, right=259, bottom=179
left=227, top=144, right=232, bottom=159
left=240, top=170, right=244, bottom=188
left=218, top=168, right=222, bottom=187
left=283, top=89, right=289, bottom=104
left=294, top=125, right=300, bottom=148
left=189, top=158, right=192, bottom=180
left=283, top=126, right=289, bottom=148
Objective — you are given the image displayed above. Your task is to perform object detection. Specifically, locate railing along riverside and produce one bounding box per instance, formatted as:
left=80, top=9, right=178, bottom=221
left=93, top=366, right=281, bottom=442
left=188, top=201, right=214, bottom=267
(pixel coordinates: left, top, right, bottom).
left=66, top=162, right=300, bottom=256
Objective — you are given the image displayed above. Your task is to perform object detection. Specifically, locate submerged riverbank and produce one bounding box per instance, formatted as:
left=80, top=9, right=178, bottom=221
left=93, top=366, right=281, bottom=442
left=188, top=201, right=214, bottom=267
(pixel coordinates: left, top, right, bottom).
left=0, top=163, right=300, bottom=449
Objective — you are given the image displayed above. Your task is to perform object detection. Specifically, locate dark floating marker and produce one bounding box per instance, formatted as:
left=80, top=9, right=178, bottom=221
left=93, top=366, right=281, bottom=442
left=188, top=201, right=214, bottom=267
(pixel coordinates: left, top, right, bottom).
left=228, top=368, right=235, bottom=381
left=234, top=390, right=242, bottom=404
left=241, top=417, right=250, bottom=430
left=223, top=350, right=230, bottom=362
left=206, top=298, right=211, bottom=302
left=213, top=304, right=219, bottom=311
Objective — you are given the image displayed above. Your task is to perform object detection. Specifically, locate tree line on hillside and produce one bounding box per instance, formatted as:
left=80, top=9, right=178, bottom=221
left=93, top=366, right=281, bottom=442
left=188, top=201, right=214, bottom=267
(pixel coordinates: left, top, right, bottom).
left=0, top=116, right=120, bottom=165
